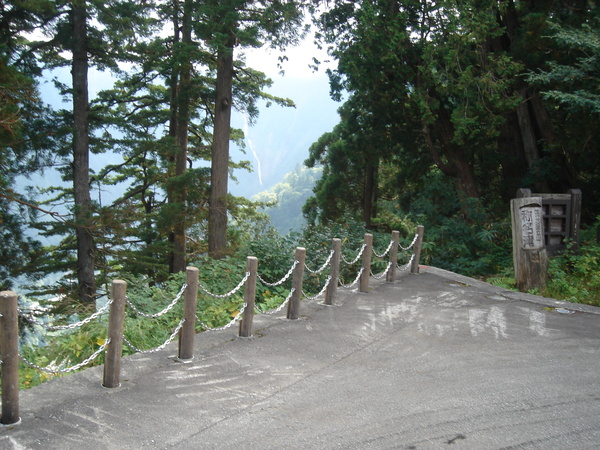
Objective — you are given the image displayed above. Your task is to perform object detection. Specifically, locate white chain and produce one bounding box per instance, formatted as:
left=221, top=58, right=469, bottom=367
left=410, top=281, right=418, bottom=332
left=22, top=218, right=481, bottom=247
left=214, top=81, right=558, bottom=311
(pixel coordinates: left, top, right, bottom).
left=304, top=250, right=334, bottom=274
left=125, top=284, right=186, bottom=319
left=255, top=288, right=295, bottom=315
left=341, top=244, right=366, bottom=265
left=19, top=339, right=111, bottom=374
left=371, top=261, right=393, bottom=280
left=198, top=272, right=250, bottom=298
left=257, top=261, right=298, bottom=287
left=302, top=276, right=332, bottom=300
left=372, top=240, right=394, bottom=258
left=196, top=303, right=247, bottom=331
left=339, top=267, right=364, bottom=289
left=18, top=299, right=113, bottom=331
left=397, top=253, right=415, bottom=271
left=399, top=233, right=419, bottom=251
left=123, top=319, right=185, bottom=354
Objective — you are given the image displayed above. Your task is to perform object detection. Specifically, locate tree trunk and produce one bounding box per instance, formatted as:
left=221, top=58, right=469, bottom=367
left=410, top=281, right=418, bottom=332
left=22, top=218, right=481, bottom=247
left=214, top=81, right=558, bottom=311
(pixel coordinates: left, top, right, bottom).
left=72, top=2, right=95, bottom=303
left=208, top=34, right=235, bottom=259
left=498, top=112, right=529, bottom=200
left=363, top=160, right=377, bottom=227
left=167, top=2, right=180, bottom=273
left=515, top=89, right=540, bottom=167
left=515, top=89, right=551, bottom=192
left=423, top=119, right=481, bottom=203
left=170, top=0, right=192, bottom=273
left=447, top=146, right=480, bottom=200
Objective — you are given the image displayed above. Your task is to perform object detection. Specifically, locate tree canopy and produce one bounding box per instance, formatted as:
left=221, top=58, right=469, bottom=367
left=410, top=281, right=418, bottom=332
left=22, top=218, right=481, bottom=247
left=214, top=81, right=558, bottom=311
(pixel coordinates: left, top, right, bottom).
left=2, top=0, right=599, bottom=300
left=1, top=0, right=310, bottom=299
left=306, top=0, right=599, bottom=226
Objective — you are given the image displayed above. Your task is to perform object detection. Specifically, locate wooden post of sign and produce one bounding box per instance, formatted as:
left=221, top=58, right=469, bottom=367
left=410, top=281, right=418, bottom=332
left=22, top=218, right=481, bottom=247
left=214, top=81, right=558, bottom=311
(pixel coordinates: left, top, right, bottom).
left=324, top=238, right=341, bottom=305
left=359, top=233, right=373, bottom=292
left=103, top=280, right=127, bottom=388
left=178, top=267, right=199, bottom=360
left=239, top=257, right=258, bottom=338
left=511, top=197, right=548, bottom=292
left=287, top=247, right=306, bottom=320
left=386, top=231, right=400, bottom=282
left=568, top=188, right=582, bottom=253
left=410, top=225, right=425, bottom=274
left=1, top=291, right=20, bottom=425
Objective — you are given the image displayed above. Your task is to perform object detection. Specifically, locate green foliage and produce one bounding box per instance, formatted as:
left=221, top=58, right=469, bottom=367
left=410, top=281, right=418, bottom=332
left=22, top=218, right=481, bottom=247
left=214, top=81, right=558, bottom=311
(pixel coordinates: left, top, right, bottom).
left=527, top=20, right=600, bottom=116
left=378, top=168, right=513, bottom=277
left=539, top=235, right=600, bottom=307
left=18, top=312, right=109, bottom=389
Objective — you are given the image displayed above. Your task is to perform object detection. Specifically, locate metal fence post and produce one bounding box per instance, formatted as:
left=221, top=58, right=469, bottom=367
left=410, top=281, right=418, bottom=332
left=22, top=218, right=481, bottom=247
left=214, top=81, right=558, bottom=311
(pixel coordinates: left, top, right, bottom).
left=239, top=257, right=258, bottom=338
left=386, top=230, right=400, bottom=282
left=103, top=280, right=126, bottom=388
left=287, top=247, right=306, bottom=320
left=1, top=291, right=20, bottom=425
left=178, top=267, right=199, bottom=360
left=324, top=238, right=341, bottom=305
left=410, top=225, right=425, bottom=274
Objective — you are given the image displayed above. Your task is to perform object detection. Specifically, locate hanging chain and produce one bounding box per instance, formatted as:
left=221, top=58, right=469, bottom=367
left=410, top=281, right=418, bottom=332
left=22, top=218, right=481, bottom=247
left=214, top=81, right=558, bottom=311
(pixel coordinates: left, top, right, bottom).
left=123, top=319, right=185, bottom=354
left=18, top=299, right=113, bottom=331
left=302, top=276, right=332, bottom=300
left=372, top=240, right=394, bottom=258
left=371, top=261, right=393, bottom=280
left=397, top=253, right=415, bottom=271
left=198, top=272, right=250, bottom=299
left=20, top=339, right=111, bottom=374
left=339, top=267, right=364, bottom=289
left=197, top=303, right=247, bottom=331
left=304, top=250, right=334, bottom=274
left=341, top=244, right=366, bottom=265
left=126, top=284, right=186, bottom=319
left=257, top=261, right=298, bottom=287
left=399, top=233, right=419, bottom=251
left=255, top=288, right=295, bottom=315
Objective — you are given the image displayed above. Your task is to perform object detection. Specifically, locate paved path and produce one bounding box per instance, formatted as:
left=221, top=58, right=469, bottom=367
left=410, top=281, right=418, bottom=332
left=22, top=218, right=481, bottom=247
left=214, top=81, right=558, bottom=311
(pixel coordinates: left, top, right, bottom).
left=2, top=267, right=599, bottom=449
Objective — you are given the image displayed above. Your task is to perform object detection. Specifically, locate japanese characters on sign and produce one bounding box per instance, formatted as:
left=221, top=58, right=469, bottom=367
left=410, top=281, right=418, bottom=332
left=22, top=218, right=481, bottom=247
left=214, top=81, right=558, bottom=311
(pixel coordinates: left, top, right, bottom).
left=519, top=206, right=544, bottom=250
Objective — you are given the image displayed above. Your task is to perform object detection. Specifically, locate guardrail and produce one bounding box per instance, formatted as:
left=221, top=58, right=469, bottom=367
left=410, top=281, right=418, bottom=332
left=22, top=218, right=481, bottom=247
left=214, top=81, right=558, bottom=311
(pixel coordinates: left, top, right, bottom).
left=0, top=226, right=424, bottom=425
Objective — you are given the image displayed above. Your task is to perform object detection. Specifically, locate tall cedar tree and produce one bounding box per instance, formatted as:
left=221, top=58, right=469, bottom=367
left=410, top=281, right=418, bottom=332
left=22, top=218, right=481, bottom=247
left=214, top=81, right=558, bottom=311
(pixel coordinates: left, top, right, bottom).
left=197, top=0, right=307, bottom=259
left=22, top=0, right=154, bottom=301
left=309, top=0, right=598, bottom=224
left=87, top=0, right=298, bottom=276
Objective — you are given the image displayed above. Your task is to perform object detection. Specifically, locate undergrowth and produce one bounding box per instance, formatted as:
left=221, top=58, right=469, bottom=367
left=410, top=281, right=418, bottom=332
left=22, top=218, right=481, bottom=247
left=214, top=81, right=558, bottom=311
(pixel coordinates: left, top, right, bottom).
left=485, top=224, right=600, bottom=307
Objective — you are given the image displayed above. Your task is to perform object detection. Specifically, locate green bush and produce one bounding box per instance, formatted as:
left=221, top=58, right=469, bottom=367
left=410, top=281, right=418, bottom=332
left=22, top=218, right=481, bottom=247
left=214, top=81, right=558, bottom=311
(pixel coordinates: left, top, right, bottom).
left=541, top=238, right=600, bottom=307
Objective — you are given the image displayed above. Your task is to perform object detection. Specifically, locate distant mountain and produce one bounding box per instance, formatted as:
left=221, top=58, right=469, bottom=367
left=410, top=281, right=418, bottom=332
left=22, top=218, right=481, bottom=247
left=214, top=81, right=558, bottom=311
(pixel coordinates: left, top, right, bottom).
left=253, top=165, right=322, bottom=234
left=229, top=74, right=340, bottom=198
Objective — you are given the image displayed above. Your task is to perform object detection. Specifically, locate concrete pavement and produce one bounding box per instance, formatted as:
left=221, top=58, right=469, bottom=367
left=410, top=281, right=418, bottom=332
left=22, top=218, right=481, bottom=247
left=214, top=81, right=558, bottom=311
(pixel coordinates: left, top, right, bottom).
left=1, top=266, right=599, bottom=449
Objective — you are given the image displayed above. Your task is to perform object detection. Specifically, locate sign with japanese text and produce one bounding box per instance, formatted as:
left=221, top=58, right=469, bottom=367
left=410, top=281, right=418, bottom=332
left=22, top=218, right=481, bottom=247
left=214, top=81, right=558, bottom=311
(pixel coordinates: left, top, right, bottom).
left=519, top=206, right=544, bottom=249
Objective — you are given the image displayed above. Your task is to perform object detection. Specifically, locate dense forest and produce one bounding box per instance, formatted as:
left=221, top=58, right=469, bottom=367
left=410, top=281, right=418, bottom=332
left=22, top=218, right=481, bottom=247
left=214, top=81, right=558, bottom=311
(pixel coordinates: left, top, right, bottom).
left=2, top=0, right=309, bottom=298
left=2, top=0, right=599, bottom=308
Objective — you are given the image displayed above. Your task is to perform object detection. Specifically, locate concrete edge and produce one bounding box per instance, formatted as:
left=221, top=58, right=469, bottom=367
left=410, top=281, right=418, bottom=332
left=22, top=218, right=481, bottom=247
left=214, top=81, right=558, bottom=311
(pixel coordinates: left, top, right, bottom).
left=419, top=265, right=600, bottom=315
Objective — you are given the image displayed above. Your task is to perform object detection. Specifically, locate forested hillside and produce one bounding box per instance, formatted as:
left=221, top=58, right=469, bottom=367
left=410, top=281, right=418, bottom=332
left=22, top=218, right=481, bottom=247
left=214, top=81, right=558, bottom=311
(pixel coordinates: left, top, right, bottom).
left=2, top=0, right=599, bottom=306
left=1, top=0, right=309, bottom=297
left=253, top=165, right=321, bottom=234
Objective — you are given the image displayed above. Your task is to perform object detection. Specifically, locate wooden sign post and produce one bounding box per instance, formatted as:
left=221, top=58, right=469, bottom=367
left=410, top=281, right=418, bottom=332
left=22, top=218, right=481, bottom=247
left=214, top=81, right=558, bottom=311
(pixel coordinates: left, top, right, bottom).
left=511, top=197, right=548, bottom=292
